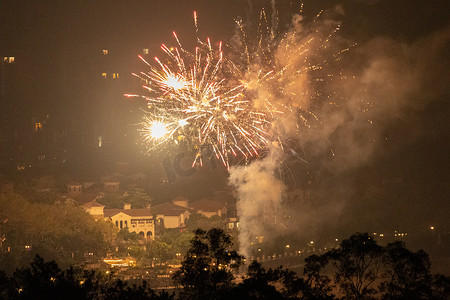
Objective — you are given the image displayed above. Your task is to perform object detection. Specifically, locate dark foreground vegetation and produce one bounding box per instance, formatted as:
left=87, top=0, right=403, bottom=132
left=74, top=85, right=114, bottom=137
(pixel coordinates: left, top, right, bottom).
left=1, top=229, right=449, bottom=300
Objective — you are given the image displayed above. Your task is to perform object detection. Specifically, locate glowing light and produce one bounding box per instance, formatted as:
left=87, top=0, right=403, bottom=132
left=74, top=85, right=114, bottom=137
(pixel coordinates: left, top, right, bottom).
left=131, top=33, right=273, bottom=167
left=178, top=119, right=188, bottom=127
left=128, top=7, right=350, bottom=167
left=150, top=122, right=168, bottom=139
left=165, top=75, right=187, bottom=90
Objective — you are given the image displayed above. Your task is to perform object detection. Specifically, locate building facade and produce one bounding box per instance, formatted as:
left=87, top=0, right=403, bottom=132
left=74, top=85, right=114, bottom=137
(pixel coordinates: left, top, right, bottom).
left=152, top=201, right=191, bottom=229
left=104, top=207, right=155, bottom=240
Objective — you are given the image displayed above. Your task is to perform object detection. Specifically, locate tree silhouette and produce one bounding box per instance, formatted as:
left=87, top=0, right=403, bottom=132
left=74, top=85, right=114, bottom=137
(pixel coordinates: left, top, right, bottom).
left=0, top=269, right=15, bottom=299
left=1, top=231, right=449, bottom=299
left=300, top=233, right=450, bottom=299
left=431, top=274, right=450, bottom=300
left=327, top=233, right=384, bottom=299
left=0, top=255, right=173, bottom=300
left=12, top=255, right=91, bottom=300
left=380, top=241, right=432, bottom=299
left=232, top=261, right=286, bottom=299
left=172, top=228, right=243, bottom=299
left=303, top=254, right=334, bottom=299
left=102, top=279, right=174, bottom=300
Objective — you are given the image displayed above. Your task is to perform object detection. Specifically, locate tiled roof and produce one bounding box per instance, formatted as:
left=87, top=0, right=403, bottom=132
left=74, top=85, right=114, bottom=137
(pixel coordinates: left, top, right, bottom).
left=104, top=208, right=153, bottom=218
left=190, top=198, right=226, bottom=212
left=152, top=202, right=190, bottom=216
left=73, top=192, right=102, bottom=205
left=103, top=209, right=122, bottom=218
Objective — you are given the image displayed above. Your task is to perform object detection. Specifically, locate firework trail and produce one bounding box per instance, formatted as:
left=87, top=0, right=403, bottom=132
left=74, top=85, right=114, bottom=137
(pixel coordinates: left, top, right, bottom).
left=127, top=29, right=276, bottom=168
left=126, top=6, right=352, bottom=169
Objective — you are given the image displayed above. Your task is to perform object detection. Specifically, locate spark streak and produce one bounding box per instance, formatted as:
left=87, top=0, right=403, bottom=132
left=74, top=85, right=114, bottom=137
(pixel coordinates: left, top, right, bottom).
left=128, top=7, right=350, bottom=168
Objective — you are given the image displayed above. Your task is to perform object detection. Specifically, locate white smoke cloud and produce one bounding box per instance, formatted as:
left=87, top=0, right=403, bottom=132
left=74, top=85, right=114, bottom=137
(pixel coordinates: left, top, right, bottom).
left=228, top=6, right=347, bottom=256
left=229, top=2, right=450, bottom=255
left=228, top=145, right=284, bottom=258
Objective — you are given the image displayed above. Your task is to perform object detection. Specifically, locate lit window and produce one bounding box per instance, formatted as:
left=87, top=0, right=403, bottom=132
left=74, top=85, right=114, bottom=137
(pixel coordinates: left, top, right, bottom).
left=102, top=49, right=109, bottom=55
left=3, top=57, right=14, bottom=63
left=35, top=122, right=42, bottom=131
left=112, top=73, right=119, bottom=79
left=101, top=73, right=107, bottom=79
left=143, top=48, right=149, bottom=55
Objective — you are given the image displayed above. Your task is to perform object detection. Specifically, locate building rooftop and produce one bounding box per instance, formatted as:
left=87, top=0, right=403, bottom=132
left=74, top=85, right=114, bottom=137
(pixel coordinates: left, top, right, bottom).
left=83, top=200, right=105, bottom=209
left=190, top=198, right=226, bottom=212
left=152, top=202, right=190, bottom=216
left=104, top=208, right=153, bottom=218
left=72, top=192, right=103, bottom=205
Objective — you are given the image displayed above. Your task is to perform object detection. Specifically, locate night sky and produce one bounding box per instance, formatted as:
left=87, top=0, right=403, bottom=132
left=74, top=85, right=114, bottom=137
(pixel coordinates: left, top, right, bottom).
left=1, top=0, right=449, bottom=239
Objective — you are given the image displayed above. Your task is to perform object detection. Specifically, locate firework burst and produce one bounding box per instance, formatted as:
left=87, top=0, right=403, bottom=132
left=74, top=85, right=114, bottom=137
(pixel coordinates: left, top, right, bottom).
left=127, top=6, right=352, bottom=169
left=127, top=27, right=276, bottom=168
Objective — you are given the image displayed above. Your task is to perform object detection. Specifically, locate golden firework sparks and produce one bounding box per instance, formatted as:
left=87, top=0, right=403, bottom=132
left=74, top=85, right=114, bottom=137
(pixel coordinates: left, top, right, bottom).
left=127, top=7, right=352, bottom=168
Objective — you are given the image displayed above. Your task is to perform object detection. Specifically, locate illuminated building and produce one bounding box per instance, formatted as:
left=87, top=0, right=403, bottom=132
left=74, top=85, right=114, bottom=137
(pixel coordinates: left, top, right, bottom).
left=0, top=36, right=147, bottom=175
left=104, top=204, right=155, bottom=240
left=152, top=200, right=191, bottom=229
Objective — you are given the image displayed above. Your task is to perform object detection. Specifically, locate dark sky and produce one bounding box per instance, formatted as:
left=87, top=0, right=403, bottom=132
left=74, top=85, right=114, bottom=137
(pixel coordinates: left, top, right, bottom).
left=2, top=1, right=447, bottom=50
left=1, top=0, right=449, bottom=236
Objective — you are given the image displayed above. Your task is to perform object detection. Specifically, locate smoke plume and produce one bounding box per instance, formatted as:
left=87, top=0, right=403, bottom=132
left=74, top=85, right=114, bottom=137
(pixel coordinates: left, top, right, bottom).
left=229, top=2, right=450, bottom=255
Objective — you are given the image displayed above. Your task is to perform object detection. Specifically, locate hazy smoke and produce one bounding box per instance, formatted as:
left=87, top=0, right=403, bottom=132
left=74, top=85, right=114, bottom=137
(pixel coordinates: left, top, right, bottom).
left=228, top=145, right=284, bottom=258
left=229, top=2, right=450, bottom=255
left=228, top=5, right=347, bottom=257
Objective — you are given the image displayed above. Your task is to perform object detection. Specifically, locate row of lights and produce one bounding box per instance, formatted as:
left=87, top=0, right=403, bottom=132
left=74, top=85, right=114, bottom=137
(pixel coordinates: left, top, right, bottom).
left=253, top=226, right=440, bottom=256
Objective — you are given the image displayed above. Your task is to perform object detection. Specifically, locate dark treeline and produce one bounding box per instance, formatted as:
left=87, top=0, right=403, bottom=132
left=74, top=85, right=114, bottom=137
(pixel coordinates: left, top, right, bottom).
left=0, top=255, right=173, bottom=300
left=172, top=229, right=450, bottom=299
left=1, top=229, right=449, bottom=299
